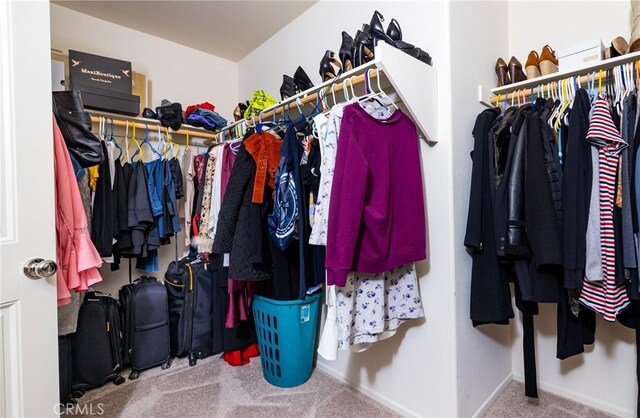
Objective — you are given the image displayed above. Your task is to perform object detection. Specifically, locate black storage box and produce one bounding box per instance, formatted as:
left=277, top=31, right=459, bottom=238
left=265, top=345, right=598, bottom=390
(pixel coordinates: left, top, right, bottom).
left=77, top=84, right=140, bottom=116
left=69, top=50, right=132, bottom=93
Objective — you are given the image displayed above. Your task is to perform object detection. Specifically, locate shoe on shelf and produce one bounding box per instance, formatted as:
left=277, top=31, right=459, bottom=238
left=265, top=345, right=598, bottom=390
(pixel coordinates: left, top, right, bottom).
left=280, top=74, right=296, bottom=100
left=525, top=51, right=541, bottom=80
left=630, top=37, right=640, bottom=54
left=339, top=31, right=354, bottom=72
left=353, top=24, right=375, bottom=67
left=293, top=66, right=313, bottom=93
left=495, top=57, right=510, bottom=87
left=368, top=10, right=433, bottom=66
left=386, top=17, right=402, bottom=41
left=539, top=45, right=558, bottom=75
left=508, top=56, right=527, bottom=83
left=319, top=50, right=342, bottom=81
left=611, top=36, right=630, bottom=58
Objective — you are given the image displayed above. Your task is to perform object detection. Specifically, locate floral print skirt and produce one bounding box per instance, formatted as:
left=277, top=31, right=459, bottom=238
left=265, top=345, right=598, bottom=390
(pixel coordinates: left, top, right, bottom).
left=335, top=263, right=424, bottom=351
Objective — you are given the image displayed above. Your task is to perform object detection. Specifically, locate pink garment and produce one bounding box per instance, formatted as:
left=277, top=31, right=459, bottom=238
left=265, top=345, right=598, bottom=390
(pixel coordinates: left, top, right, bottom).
left=225, top=278, right=261, bottom=328
left=53, top=117, right=102, bottom=306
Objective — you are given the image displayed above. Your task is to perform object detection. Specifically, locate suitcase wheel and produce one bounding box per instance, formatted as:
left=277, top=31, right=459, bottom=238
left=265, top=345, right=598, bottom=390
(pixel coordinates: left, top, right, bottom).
left=72, top=389, right=85, bottom=399
left=129, top=370, right=139, bottom=380
left=114, top=375, right=126, bottom=385
left=189, top=357, right=197, bottom=367
left=161, top=359, right=172, bottom=370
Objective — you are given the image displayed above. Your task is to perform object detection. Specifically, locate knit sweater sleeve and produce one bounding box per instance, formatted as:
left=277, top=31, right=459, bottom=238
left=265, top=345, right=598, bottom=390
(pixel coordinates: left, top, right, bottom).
left=325, top=118, right=368, bottom=286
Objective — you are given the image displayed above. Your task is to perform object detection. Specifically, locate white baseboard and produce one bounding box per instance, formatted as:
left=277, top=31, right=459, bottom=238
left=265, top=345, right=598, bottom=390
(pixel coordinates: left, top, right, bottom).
left=316, top=362, right=421, bottom=417
left=512, top=374, right=632, bottom=418
left=471, top=373, right=513, bottom=418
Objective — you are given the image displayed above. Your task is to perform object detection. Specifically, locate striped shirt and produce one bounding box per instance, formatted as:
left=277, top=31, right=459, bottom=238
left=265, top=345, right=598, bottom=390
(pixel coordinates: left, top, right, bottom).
left=579, top=97, right=630, bottom=321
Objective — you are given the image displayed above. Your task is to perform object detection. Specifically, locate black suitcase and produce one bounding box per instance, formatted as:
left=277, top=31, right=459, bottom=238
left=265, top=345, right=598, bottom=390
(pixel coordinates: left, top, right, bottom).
left=120, top=276, right=172, bottom=379
left=58, top=334, right=78, bottom=406
left=165, top=258, right=214, bottom=366
left=166, top=258, right=195, bottom=359
left=190, top=261, right=215, bottom=364
left=72, top=292, right=125, bottom=391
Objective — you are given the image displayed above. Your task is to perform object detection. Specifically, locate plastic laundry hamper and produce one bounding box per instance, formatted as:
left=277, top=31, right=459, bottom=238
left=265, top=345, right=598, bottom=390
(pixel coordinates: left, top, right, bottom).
left=252, top=294, right=321, bottom=388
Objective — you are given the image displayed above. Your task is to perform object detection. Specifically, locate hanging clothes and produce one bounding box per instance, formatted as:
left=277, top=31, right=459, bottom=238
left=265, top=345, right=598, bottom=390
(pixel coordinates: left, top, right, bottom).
left=309, top=103, right=346, bottom=246
left=579, top=96, right=630, bottom=321
left=326, top=104, right=427, bottom=286
left=334, top=263, right=424, bottom=351
left=53, top=116, right=102, bottom=306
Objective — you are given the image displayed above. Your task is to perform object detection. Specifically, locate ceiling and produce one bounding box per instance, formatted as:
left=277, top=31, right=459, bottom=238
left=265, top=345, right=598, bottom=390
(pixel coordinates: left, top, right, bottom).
left=53, top=1, right=316, bottom=62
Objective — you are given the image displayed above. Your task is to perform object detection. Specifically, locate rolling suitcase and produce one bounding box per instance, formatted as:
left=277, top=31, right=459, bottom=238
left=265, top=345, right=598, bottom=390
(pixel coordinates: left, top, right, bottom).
left=165, top=258, right=214, bottom=366
left=189, top=261, right=215, bottom=364
left=58, top=334, right=78, bottom=406
left=166, top=257, right=196, bottom=359
left=120, top=276, right=172, bottom=379
left=72, top=291, right=125, bottom=391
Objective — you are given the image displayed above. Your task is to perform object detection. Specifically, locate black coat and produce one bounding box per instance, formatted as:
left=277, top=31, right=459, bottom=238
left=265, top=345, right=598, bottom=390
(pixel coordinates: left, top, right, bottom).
left=465, top=108, right=514, bottom=325
left=562, top=89, right=593, bottom=289
left=213, top=146, right=272, bottom=281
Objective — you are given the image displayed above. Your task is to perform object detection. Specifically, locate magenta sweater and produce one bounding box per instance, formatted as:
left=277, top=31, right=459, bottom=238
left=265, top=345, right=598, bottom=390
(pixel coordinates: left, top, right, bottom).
left=326, top=104, right=427, bottom=286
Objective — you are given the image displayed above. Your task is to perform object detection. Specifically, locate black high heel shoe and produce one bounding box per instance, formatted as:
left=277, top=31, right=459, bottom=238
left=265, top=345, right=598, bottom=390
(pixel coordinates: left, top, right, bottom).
left=319, top=50, right=342, bottom=81
left=369, top=10, right=433, bottom=66
left=386, top=18, right=402, bottom=41
left=280, top=75, right=296, bottom=100
left=339, top=31, right=354, bottom=72
left=353, top=24, right=374, bottom=68
left=293, top=66, right=313, bottom=92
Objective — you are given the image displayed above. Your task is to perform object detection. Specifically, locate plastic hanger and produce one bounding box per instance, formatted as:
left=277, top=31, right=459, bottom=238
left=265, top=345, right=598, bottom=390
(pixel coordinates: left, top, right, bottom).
left=129, top=121, right=143, bottom=161
left=108, top=118, right=123, bottom=160
left=123, top=120, right=130, bottom=163
left=131, top=123, right=161, bottom=162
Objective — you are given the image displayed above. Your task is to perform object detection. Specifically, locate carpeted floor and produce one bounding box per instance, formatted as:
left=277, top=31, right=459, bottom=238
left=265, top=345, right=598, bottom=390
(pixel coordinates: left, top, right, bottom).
left=67, top=356, right=616, bottom=418
left=483, top=381, right=615, bottom=418
left=66, top=355, right=399, bottom=418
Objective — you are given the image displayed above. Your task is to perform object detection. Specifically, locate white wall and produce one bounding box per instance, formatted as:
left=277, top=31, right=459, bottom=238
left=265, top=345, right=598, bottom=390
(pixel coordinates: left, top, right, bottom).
left=508, top=0, right=630, bottom=63
left=507, top=2, right=637, bottom=417
left=50, top=3, right=239, bottom=120
left=50, top=4, right=238, bottom=297
left=239, top=1, right=513, bottom=416
left=449, top=2, right=513, bottom=417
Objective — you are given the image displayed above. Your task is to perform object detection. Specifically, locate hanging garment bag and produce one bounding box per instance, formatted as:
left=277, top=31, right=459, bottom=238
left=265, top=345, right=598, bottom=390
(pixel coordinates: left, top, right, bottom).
left=120, top=276, right=172, bottom=379
left=72, top=291, right=125, bottom=391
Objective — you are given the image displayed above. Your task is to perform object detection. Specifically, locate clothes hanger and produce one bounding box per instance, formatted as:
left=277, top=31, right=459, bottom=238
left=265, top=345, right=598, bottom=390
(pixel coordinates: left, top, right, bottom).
left=123, top=120, right=130, bottom=163
left=108, top=118, right=123, bottom=160
left=131, top=123, right=161, bottom=162
left=129, top=121, right=143, bottom=161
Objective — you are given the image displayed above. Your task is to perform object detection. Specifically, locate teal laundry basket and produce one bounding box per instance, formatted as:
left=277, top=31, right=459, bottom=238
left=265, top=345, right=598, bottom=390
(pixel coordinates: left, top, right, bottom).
left=252, top=294, right=321, bottom=388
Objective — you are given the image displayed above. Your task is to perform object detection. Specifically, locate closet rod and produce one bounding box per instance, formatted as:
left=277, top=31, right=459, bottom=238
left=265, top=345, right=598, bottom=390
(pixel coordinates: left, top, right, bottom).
left=206, top=66, right=383, bottom=145
left=489, top=71, right=632, bottom=106
left=89, top=113, right=218, bottom=140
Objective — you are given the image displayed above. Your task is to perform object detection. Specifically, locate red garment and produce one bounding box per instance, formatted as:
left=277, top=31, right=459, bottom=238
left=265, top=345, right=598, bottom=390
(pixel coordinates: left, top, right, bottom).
left=223, top=343, right=260, bottom=367
left=244, top=131, right=282, bottom=204
left=184, top=102, right=215, bottom=117
left=226, top=278, right=261, bottom=328
left=53, top=117, right=102, bottom=306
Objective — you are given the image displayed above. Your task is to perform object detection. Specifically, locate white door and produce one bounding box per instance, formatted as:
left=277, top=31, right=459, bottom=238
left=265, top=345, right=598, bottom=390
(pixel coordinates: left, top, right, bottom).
left=0, top=1, right=59, bottom=417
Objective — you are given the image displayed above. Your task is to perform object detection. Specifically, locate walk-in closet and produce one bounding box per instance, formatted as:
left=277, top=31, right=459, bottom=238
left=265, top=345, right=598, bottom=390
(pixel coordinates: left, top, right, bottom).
left=2, top=1, right=640, bottom=417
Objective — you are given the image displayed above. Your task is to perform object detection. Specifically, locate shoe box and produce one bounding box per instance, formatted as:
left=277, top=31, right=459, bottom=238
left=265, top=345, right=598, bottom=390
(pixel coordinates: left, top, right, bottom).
left=68, top=50, right=141, bottom=116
